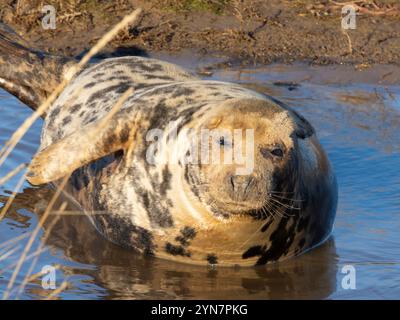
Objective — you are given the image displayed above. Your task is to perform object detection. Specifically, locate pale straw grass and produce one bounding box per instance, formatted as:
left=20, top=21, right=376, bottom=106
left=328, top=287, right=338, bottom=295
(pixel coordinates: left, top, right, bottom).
left=44, top=281, right=69, bottom=300
left=0, top=171, right=27, bottom=222
left=18, top=264, right=61, bottom=286
left=0, top=246, right=50, bottom=278
left=5, top=84, right=133, bottom=299
left=0, top=244, right=21, bottom=261
left=0, top=231, right=32, bottom=250
left=12, top=265, right=62, bottom=299
left=0, top=163, right=27, bottom=186
left=2, top=174, right=70, bottom=299
left=0, top=8, right=143, bottom=300
left=14, top=202, right=67, bottom=299
left=0, top=8, right=143, bottom=168
left=98, top=87, right=134, bottom=128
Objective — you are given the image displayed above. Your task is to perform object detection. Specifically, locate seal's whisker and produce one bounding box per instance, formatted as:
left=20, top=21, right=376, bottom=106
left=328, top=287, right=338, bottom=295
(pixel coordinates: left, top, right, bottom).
left=270, top=197, right=302, bottom=210
left=239, top=212, right=274, bottom=250
left=263, top=202, right=282, bottom=219
left=268, top=200, right=296, bottom=218
left=268, top=190, right=295, bottom=195
left=261, top=206, right=273, bottom=219
left=271, top=205, right=288, bottom=218
left=269, top=194, right=304, bottom=202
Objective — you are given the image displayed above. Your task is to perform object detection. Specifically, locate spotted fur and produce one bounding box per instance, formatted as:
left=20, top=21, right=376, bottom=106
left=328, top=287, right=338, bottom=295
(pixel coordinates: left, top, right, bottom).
left=0, top=28, right=337, bottom=266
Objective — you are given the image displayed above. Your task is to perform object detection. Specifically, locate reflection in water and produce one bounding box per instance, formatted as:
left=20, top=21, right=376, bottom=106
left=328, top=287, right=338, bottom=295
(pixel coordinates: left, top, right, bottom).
left=1, top=186, right=338, bottom=300
left=0, top=64, right=400, bottom=299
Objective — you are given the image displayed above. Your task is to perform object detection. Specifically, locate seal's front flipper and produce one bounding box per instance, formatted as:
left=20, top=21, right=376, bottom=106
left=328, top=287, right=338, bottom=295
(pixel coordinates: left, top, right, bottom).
left=26, top=108, right=137, bottom=185
left=0, top=23, right=76, bottom=112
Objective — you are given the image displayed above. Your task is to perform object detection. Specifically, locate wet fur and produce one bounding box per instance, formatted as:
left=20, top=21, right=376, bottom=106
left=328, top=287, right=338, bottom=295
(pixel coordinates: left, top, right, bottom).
left=0, top=26, right=337, bottom=266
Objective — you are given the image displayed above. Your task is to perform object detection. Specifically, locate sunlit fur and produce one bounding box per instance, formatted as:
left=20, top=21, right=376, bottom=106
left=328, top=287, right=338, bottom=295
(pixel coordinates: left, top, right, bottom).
left=190, top=99, right=298, bottom=216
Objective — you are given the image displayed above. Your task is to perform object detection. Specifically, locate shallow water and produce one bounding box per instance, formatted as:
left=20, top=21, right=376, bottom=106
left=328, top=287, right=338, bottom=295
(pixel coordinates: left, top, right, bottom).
left=0, top=61, right=399, bottom=300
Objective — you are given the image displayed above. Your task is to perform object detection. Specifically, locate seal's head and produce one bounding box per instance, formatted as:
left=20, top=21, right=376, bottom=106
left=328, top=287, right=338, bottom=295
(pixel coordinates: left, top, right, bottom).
left=185, top=98, right=315, bottom=217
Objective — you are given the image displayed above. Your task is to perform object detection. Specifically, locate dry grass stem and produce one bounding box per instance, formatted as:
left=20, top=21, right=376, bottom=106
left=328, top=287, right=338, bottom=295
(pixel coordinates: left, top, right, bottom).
left=0, top=163, right=26, bottom=186
left=0, top=8, right=143, bottom=170
left=0, top=8, right=143, bottom=300
left=43, top=281, right=69, bottom=300
left=2, top=174, right=70, bottom=299
left=0, top=173, right=27, bottom=222
left=15, top=202, right=68, bottom=299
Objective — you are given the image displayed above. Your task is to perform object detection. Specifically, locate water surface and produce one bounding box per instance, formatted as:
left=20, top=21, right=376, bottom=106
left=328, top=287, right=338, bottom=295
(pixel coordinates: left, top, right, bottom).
left=0, top=62, right=399, bottom=300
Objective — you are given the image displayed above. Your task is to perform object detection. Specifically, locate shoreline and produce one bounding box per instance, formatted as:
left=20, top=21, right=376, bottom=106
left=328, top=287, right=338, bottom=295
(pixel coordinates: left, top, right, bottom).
left=152, top=50, right=400, bottom=85
left=0, top=0, right=399, bottom=69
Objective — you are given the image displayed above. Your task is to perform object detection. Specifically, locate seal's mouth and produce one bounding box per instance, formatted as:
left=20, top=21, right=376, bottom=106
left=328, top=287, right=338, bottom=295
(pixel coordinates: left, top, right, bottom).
left=209, top=197, right=268, bottom=216
left=208, top=191, right=301, bottom=219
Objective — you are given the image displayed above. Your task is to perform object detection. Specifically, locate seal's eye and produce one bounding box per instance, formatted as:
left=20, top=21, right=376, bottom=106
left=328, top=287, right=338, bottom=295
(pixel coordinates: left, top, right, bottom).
left=271, top=148, right=284, bottom=158
left=260, top=147, right=284, bottom=159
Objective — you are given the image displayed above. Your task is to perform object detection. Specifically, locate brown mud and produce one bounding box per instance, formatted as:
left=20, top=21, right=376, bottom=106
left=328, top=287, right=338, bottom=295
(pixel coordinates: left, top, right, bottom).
left=0, top=0, right=399, bottom=70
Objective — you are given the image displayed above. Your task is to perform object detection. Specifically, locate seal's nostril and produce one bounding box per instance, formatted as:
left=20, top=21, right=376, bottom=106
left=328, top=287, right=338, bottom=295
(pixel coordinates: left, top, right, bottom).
left=230, top=175, right=253, bottom=191
left=230, top=175, right=235, bottom=190
left=244, top=177, right=253, bottom=193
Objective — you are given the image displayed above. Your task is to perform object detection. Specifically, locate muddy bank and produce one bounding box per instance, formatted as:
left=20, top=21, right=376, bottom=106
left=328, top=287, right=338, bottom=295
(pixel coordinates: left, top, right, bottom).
left=0, top=0, right=400, bottom=68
